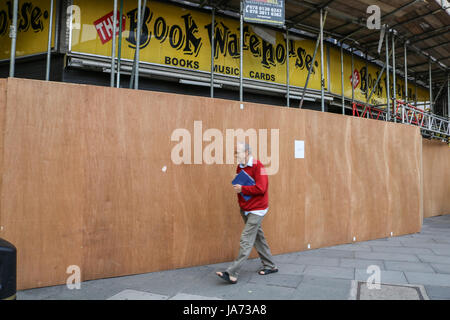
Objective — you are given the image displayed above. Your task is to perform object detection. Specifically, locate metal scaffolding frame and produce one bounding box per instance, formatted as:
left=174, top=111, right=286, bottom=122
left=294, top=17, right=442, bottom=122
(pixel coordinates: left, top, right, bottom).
left=210, top=7, right=215, bottom=98
left=45, top=0, right=55, bottom=81
left=299, top=10, right=327, bottom=109
left=110, top=0, right=118, bottom=87
left=286, top=28, right=290, bottom=107
left=116, top=0, right=124, bottom=88
left=9, top=0, right=18, bottom=77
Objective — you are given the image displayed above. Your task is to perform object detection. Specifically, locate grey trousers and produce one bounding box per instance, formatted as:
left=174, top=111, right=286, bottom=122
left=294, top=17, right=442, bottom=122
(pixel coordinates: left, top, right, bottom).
left=226, top=210, right=276, bottom=278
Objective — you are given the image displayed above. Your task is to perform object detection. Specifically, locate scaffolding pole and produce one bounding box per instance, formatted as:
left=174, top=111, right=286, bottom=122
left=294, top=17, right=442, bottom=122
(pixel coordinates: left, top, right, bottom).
left=211, top=8, right=215, bottom=98
left=239, top=0, right=243, bottom=102
left=392, top=33, right=396, bottom=122
left=429, top=59, right=433, bottom=113
left=351, top=47, right=354, bottom=105
left=134, top=0, right=142, bottom=89
left=365, top=50, right=369, bottom=117
left=299, top=35, right=320, bottom=109
left=367, top=38, right=396, bottom=106
left=340, top=42, right=344, bottom=115
left=299, top=10, right=327, bottom=109
left=403, top=41, right=407, bottom=123
left=433, top=80, right=446, bottom=105
left=448, top=73, right=450, bottom=119
left=404, top=42, right=408, bottom=103
left=414, top=72, right=417, bottom=108
left=110, top=0, right=118, bottom=87
left=129, top=0, right=146, bottom=89
left=286, top=28, right=290, bottom=107
left=9, top=0, right=18, bottom=77
left=386, top=30, right=390, bottom=121
left=320, top=8, right=325, bottom=112
left=45, top=0, right=54, bottom=81
left=116, top=0, right=124, bottom=88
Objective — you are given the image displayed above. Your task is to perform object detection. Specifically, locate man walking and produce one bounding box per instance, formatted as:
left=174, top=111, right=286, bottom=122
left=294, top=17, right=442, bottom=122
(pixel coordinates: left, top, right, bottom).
left=216, top=142, right=278, bottom=284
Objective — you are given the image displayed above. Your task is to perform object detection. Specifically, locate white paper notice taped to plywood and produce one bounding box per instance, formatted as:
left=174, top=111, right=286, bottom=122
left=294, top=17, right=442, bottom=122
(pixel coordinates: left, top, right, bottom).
left=295, top=140, right=304, bottom=159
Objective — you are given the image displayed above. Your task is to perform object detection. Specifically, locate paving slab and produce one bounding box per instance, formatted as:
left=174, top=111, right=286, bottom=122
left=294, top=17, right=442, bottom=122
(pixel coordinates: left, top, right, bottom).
left=401, top=242, right=450, bottom=251
left=176, top=270, right=251, bottom=300
left=108, top=289, right=169, bottom=300
left=169, top=293, right=222, bottom=300
left=425, top=224, right=450, bottom=229
left=18, top=285, right=68, bottom=300
left=326, top=244, right=373, bottom=252
left=18, top=280, right=124, bottom=300
left=96, top=266, right=215, bottom=297
left=296, top=248, right=355, bottom=259
left=430, top=263, right=450, bottom=274
left=294, top=256, right=340, bottom=267
left=417, top=254, right=450, bottom=264
left=384, top=261, right=436, bottom=273
left=355, top=252, right=420, bottom=262
left=398, top=239, right=439, bottom=247
left=273, top=253, right=302, bottom=264
left=430, top=248, right=450, bottom=256
left=424, top=285, right=450, bottom=299
left=419, top=230, right=450, bottom=237
left=371, top=246, right=434, bottom=255
left=302, top=265, right=355, bottom=280
left=221, top=283, right=296, bottom=300
left=383, top=237, right=407, bottom=243
left=276, top=263, right=307, bottom=275
left=409, top=233, right=450, bottom=241
left=404, top=271, right=450, bottom=286
left=386, top=235, right=414, bottom=240
left=432, top=238, right=450, bottom=244
left=291, top=276, right=352, bottom=300
left=248, top=273, right=303, bottom=288
left=340, top=258, right=385, bottom=270
left=363, top=240, right=407, bottom=247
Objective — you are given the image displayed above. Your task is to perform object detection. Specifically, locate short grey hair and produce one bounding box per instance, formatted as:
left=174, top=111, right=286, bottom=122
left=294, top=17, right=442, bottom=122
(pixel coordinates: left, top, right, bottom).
left=237, top=141, right=252, bottom=154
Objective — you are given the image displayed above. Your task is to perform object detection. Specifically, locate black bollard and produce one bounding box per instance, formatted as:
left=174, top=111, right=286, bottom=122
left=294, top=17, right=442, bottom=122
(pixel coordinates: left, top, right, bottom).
left=0, top=238, right=17, bottom=300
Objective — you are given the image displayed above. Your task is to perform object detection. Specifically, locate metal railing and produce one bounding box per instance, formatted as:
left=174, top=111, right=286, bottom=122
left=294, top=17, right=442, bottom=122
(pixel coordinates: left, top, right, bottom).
left=352, top=100, right=450, bottom=143
left=394, top=100, right=450, bottom=140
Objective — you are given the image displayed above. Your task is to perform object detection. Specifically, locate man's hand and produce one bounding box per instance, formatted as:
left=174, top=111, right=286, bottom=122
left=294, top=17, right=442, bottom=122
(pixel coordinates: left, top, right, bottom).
left=233, top=184, right=242, bottom=193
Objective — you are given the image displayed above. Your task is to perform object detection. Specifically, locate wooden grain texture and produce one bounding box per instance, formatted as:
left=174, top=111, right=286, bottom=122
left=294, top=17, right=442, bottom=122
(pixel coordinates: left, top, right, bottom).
left=0, top=78, right=424, bottom=289
left=386, top=123, right=423, bottom=236
left=423, top=139, right=450, bottom=218
left=304, top=110, right=352, bottom=249
left=0, top=79, right=84, bottom=289
left=0, top=79, right=6, bottom=231
left=350, top=117, right=391, bottom=242
left=80, top=85, right=174, bottom=280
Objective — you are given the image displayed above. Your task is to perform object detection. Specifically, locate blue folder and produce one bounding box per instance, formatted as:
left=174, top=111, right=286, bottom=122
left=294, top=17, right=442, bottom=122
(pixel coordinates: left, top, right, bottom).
left=231, top=170, right=255, bottom=201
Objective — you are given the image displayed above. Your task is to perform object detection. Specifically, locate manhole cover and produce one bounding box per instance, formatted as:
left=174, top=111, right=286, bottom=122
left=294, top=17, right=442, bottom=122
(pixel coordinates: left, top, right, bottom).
left=349, top=281, right=429, bottom=300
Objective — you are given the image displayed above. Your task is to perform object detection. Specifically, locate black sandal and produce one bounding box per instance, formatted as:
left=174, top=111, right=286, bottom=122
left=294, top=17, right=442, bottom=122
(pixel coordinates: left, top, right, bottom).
left=258, top=268, right=278, bottom=275
left=216, top=271, right=237, bottom=284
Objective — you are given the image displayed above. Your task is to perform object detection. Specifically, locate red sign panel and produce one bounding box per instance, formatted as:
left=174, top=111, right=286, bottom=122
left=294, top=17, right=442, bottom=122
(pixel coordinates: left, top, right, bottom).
left=349, top=69, right=360, bottom=89
left=94, top=11, right=126, bottom=45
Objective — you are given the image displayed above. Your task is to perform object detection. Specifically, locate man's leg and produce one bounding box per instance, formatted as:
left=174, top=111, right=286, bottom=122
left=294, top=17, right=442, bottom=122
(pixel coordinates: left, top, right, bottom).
left=225, top=213, right=263, bottom=279
left=253, top=224, right=277, bottom=270
left=238, top=210, right=275, bottom=268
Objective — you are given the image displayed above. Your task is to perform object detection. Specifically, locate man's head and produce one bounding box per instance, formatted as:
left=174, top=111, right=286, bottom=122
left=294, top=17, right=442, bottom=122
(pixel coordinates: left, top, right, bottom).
left=235, top=141, right=252, bottom=165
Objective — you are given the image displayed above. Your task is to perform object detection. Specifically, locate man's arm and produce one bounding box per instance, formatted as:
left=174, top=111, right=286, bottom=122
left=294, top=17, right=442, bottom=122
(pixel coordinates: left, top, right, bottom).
left=241, top=163, right=268, bottom=196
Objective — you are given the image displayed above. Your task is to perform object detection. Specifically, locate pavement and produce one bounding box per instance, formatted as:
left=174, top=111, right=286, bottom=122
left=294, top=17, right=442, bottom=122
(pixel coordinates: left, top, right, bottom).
left=18, top=215, right=450, bottom=300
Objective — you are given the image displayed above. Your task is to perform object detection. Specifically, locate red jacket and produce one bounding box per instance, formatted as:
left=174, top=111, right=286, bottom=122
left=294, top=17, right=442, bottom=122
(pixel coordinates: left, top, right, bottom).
left=236, top=159, right=269, bottom=211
